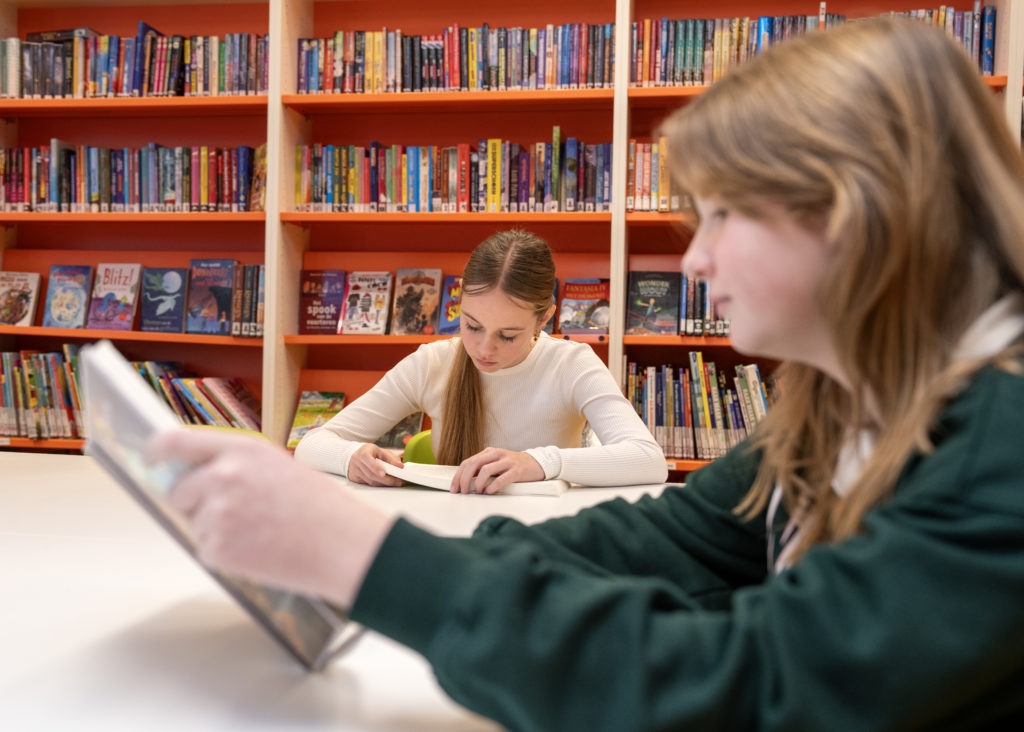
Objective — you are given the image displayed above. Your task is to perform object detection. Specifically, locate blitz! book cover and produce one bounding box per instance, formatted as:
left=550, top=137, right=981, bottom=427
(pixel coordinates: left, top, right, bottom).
left=86, top=263, right=142, bottom=330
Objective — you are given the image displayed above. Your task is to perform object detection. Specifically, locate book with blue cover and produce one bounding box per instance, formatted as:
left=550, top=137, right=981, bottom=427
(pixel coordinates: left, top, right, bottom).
left=438, top=274, right=463, bottom=335
left=185, top=258, right=237, bottom=335
left=139, top=267, right=188, bottom=333
left=42, top=264, right=93, bottom=328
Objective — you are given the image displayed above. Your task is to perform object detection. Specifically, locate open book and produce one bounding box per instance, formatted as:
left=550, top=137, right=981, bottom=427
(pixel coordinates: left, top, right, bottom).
left=377, top=459, right=569, bottom=497
left=79, top=339, right=363, bottom=671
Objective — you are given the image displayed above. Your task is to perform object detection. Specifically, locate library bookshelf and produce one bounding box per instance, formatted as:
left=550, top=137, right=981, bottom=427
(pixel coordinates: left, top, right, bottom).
left=0, top=0, right=1022, bottom=478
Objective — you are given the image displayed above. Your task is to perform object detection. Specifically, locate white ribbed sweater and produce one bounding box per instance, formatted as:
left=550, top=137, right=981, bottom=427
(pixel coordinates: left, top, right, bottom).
left=294, top=334, right=667, bottom=486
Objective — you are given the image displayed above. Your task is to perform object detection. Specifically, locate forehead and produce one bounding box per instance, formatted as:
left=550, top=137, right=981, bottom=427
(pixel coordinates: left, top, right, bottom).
left=461, top=290, right=536, bottom=326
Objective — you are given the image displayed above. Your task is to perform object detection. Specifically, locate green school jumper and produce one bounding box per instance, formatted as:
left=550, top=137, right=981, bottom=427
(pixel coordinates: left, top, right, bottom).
left=351, top=364, right=1024, bottom=731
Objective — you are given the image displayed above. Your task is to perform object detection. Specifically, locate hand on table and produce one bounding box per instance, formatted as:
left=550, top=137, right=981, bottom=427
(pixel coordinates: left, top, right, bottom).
left=347, top=443, right=405, bottom=487
left=451, top=447, right=545, bottom=495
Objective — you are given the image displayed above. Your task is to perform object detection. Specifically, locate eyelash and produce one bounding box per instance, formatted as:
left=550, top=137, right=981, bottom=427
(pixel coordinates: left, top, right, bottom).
left=465, top=324, right=517, bottom=343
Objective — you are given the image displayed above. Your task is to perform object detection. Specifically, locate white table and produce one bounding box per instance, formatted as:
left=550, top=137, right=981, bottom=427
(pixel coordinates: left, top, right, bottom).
left=0, top=451, right=665, bottom=731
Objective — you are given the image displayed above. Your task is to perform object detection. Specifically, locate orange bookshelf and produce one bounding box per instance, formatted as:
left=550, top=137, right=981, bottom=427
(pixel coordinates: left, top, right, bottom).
left=0, top=96, right=269, bottom=119
left=283, top=88, right=614, bottom=115
left=0, top=437, right=85, bottom=451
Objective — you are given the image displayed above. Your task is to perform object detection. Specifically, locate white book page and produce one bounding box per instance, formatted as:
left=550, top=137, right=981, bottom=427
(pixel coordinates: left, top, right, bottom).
left=377, top=460, right=568, bottom=497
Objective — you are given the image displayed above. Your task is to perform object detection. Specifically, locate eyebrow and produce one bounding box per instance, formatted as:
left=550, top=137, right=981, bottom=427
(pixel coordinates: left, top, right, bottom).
left=462, top=310, right=528, bottom=332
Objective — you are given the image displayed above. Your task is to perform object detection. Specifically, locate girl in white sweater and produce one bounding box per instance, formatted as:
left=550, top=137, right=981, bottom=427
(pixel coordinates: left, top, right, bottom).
left=295, top=230, right=667, bottom=492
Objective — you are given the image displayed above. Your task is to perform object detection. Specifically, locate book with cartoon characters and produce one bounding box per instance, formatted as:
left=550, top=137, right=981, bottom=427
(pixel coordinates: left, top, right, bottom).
left=390, top=268, right=442, bottom=335
left=42, top=264, right=94, bottom=329
left=185, top=258, right=238, bottom=335
left=139, top=267, right=188, bottom=332
left=438, top=274, right=463, bottom=335
left=625, top=270, right=681, bottom=335
left=0, top=271, right=42, bottom=326
left=339, top=271, right=393, bottom=335
left=86, top=263, right=142, bottom=330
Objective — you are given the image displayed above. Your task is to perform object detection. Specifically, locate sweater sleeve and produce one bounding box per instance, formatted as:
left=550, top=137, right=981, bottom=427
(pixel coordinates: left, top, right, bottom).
left=292, top=345, right=436, bottom=476
left=525, top=346, right=668, bottom=486
left=350, top=375, right=1024, bottom=731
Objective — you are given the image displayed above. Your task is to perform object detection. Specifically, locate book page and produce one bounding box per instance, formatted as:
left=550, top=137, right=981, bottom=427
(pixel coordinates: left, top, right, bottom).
left=377, top=460, right=569, bottom=497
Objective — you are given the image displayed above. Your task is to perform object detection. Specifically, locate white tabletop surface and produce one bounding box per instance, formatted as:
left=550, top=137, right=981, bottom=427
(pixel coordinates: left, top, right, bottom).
left=0, top=450, right=666, bottom=731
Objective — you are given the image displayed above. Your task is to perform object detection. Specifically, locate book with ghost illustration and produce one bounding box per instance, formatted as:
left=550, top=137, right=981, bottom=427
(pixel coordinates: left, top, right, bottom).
left=139, top=267, right=188, bottom=332
left=80, top=339, right=363, bottom=671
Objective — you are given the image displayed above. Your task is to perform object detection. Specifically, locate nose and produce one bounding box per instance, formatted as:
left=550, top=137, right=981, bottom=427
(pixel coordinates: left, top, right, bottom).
left=682, top=229, right=712, bottom=280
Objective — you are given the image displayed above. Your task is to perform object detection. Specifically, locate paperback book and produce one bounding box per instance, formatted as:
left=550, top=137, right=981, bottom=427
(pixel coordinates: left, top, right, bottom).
left=625, top=270, right=682, bottom=335
left=437, top=274, right=463, bottom=335
left=139, top=267, right=188, bottom=333
left=0, top=271, right=42, bottom=326
left=287, top=390, right=346, bottom=448
left=186, top=258, right=238, bottom=335
left=298, top=269, right=347, bottom=335
left=375, top=459, right=569, bottom=497
left=42, top=264, right=93, bottom=328
left=339, top=271, right=393, bottom=334
left=558, top=277, right=610, bottom=334
left=390, top=268, right=442, bottom=335
left=79, top=340, right=362, bottom=671
left=86, top=263, right=142, bottom=330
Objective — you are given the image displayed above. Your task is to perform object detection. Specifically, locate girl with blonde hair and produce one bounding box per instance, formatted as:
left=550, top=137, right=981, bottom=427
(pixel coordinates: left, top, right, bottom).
left=150, top=17, right=1024, bottom=730
left=295, top=229, right=667, bottom=491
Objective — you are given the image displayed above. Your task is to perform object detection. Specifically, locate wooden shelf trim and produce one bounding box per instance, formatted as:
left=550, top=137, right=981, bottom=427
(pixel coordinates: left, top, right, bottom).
left=627, top=75, right=1007, bottom=104
left=0, top=95, right=269, bottom=119
left=0, top=325, right=263, bottom=346
left=281, top=212, right=612, bottom=224
left=0, top=437, right=84, bottom=450
left=285, top=333, right=610, bottom=345
left=283, top=88, right=614, bottom=114
left=0, top=212, right=265, bottom=223
left=624, top=335, right=732, bottom=346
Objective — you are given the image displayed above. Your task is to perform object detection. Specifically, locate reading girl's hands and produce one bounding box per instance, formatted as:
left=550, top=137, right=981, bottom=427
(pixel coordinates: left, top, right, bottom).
left=451, top=447, right=545, bottom=495
left=347, top=443, right=405, bottom=487
left=144, top=429, right=393, bottom=608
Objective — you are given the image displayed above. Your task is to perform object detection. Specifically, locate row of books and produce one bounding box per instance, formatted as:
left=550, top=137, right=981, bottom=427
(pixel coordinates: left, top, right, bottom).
left=297, top=22, right=616, bottom=95
left=625, top=271, right=727, bottom=338
left=630, top=4, right=996, bottom=88
left=0, top=260, right=265, bottom=337
left=0, top=23, right=268, bottom=99
left=626, top=357, right=771, bottom=461
left=296, top=129, right=612, bottom=214
left=0, top=141, right=267, bottom=213
left=626, top=137, right=679, bottom=213
left=0, top=345, right=261, bottom=439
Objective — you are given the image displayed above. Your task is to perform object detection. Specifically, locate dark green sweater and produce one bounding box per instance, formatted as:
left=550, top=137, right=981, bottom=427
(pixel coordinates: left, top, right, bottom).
left=351, top=365, right=1024, bottom=731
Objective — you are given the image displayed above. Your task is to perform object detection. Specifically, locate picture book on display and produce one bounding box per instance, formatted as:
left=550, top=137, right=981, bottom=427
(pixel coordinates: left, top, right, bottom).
left=375, top=460, right=569, bottom=497
left=625, top=271, right=682, bottom=335
left=390, top=268, right=442, bottom=335
left=186, top=258, right=237, bottom=335
left=298, top=269, right=347, bottom=335
left=86, top=263, right=142, bottom=330
left=0, top=271, right=42, bottom=326
left=339, top=271, right=392, bottom=334
left=42, top=264, right=93, bottom=328
left=438, top=275, right=463, bottom=335
left=287, top=390, right=346, bottom=449
left=80, top=340, right=362, bottom=671
left=139, top=267, right=188, bottom=332
left=558, top=278, right=611, bottom=334
left=374, top=411, right=425, bottom=451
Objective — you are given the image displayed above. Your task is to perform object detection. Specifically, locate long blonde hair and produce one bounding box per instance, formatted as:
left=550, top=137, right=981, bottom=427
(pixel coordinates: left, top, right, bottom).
left=437, top=230, right=556, bottom=464
left=660, top=18, right=1024, bottom=561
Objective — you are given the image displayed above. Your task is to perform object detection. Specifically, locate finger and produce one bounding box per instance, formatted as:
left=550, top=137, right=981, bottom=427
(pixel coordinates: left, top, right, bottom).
left=474, top=460, right=508, bottom=494
left=164, top=465, right=212, bottom=519
left=375, top=447, right=404, bottom=468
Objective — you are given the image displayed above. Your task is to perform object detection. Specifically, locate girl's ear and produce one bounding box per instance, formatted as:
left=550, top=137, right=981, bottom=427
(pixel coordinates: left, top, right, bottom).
left=538, top=303, right=556, bottom=333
